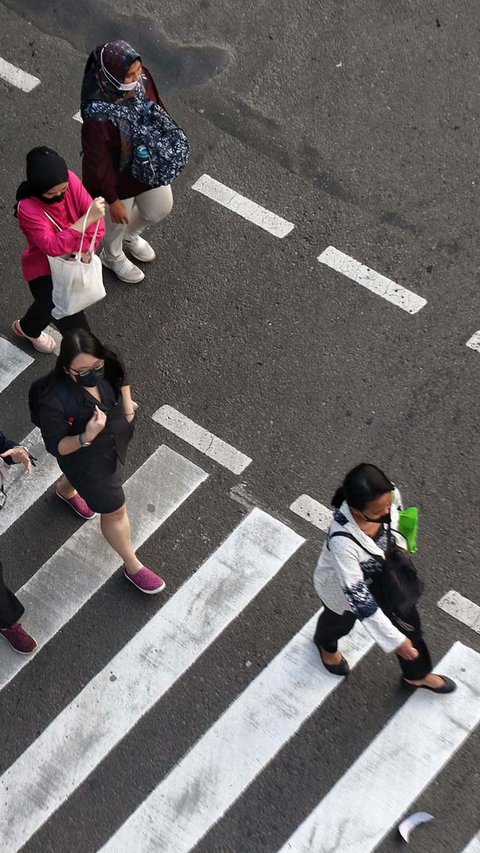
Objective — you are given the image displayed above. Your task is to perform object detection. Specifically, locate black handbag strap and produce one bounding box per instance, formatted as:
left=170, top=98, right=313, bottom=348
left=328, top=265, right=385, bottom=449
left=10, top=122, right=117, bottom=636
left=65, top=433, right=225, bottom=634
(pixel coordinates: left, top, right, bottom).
left=328, top=529, right=384, bottom=561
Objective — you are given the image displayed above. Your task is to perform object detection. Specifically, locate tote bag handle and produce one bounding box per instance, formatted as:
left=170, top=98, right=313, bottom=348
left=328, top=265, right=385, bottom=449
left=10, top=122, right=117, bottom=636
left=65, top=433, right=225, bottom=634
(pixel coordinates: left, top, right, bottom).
left=44, top=204, right=101, bottom=257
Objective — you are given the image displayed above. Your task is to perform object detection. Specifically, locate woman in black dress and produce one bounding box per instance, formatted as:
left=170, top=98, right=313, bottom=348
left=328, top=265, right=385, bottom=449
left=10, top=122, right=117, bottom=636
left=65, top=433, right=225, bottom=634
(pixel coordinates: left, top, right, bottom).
left=34, top=329, right=165, bottom=594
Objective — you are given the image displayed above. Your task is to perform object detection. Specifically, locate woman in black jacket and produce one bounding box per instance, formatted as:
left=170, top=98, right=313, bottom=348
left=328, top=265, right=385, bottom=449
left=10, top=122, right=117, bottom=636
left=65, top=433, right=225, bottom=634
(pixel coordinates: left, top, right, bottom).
left=0, top=432, right=37, bottom=653
left=33, top=329, right=166, bottom=595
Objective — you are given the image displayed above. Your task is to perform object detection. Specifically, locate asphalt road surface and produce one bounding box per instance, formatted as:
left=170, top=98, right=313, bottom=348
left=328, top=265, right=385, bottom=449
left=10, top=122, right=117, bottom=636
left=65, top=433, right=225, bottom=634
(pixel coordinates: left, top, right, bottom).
left=0, top=1, right=479, bottom=851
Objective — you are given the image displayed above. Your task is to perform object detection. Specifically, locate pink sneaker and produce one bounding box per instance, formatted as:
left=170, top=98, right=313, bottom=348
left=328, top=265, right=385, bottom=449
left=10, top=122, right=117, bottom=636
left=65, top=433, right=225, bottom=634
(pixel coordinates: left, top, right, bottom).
left=0, top=623, right=37, bottom=654
left=55, top=489, right=96, bottom=519
left=12, top=319, right=56, bottom=354
left=124, top=566, right=166, bottom=594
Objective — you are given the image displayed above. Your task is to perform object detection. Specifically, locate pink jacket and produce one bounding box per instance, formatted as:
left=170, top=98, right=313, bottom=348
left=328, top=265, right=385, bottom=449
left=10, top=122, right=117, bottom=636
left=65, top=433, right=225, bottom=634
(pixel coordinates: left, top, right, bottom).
left=17, top=170, right=105, bottom=282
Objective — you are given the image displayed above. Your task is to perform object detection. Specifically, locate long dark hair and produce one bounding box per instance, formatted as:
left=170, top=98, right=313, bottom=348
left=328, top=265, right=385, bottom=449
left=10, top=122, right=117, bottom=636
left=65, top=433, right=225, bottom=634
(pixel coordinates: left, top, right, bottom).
left=50, top=328, right=125, bottom=389
left=332, top=464, right=393, bottom=510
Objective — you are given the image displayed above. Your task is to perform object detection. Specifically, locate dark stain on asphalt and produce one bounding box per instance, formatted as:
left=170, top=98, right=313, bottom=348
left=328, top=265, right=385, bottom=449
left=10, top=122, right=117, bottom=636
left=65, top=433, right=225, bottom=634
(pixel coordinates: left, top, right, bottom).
left=312, top=172, right=352, bottom=203
left=380, top=210, right=420, bottom=235
left=3, top=0, right=232, bottom=91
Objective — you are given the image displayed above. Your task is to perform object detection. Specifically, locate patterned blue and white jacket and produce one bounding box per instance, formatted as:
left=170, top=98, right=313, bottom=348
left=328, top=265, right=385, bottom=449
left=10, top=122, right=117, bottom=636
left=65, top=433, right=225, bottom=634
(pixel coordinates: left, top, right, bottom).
left=313, top=491, right=408, bottom=653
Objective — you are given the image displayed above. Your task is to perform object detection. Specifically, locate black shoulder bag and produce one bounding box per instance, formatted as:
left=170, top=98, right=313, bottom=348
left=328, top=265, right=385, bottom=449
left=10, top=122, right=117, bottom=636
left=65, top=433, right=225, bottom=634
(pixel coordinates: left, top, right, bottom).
left=328, top=526, right=424, bottom=617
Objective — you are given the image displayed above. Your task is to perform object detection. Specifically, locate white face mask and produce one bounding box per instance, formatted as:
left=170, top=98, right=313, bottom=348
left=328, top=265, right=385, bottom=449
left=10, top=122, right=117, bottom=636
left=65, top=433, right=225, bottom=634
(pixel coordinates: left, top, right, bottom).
left=117, top=79, right=138, bottom=92
left=100, top=47, right=139, bottom=92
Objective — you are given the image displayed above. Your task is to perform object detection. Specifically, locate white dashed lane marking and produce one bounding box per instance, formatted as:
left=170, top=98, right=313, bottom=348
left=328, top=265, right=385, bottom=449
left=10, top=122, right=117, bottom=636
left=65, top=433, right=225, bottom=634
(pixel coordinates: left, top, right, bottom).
left=0, top=57, right=40, bottom=92
left=152, top=404, right=252, bottom=474
left=318, top=246, right=427, bottom=314
left=466, top=331, right=480, bottom=352
left=438, top=589, right=480, bottom=634
left=192, top=174, right=295, bottom=238
left=289, top=494, right=333, bottom=531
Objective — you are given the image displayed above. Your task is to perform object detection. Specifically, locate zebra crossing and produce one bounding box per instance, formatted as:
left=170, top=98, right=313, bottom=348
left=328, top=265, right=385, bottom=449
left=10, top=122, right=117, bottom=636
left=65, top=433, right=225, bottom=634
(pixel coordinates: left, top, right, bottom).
left=0, top=443, right=206, bottom=691
left=0, top=335, right=479, bottom=852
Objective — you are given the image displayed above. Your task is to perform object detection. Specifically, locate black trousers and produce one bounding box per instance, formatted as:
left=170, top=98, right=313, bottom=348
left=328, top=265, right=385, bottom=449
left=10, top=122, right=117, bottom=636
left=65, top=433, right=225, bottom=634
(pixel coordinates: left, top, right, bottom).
left=20, top=275, right=91, bottom=338
left=314, top=604, right=432, bottom=681
left=0, top=561, right=24, bottom=629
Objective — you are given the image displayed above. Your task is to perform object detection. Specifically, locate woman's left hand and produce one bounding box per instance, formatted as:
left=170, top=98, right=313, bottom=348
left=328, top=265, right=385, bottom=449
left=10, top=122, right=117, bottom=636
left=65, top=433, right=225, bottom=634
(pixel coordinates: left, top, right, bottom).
left=1, top=446, right=32, bottom=473
left=121, top=387, right=138, bottom=423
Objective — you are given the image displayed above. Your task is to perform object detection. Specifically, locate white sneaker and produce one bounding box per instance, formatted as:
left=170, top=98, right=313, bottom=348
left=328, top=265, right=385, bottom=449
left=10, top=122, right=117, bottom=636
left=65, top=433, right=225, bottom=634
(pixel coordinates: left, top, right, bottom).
left=123, top=235, right=156, bottom=262
left=99, top=250, right=145, bottom=283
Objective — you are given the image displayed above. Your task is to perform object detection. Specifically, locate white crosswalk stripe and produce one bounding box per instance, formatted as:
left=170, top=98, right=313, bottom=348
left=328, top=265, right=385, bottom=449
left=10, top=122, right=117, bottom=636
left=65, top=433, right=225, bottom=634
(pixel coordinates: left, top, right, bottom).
left=0, top=427, right=60, bottom=536
left=100, top=615, right=373, bottom=853
left=0, top=337, right=33, bottom=393
left=279, top=641, right=480, bottom=853
left=0, top=508, right=304, bottom=852
left=463, top=832, right=480, bottom=852
left=0, top=444, right=207, bottom=690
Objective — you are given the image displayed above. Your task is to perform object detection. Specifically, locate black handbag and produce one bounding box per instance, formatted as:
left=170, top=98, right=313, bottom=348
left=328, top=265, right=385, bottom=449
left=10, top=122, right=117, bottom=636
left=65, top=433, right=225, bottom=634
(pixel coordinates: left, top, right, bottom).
left=328, top=526, right=424, bottom=617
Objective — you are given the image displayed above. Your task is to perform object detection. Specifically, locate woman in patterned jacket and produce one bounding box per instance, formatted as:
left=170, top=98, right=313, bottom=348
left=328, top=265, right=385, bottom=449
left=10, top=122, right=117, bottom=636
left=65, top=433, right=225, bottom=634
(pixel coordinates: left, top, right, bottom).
left=313, top=463, right=456, bottom=693
left=80, top=40, right=176, bottom=284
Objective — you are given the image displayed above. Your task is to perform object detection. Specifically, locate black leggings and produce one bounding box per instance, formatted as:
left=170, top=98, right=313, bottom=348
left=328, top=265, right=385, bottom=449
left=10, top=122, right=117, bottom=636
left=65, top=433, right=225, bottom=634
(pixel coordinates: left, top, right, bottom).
left=0, top=561, right=24, bottom=629
left=19, top=275, right=91, bottom=338
left=314, top=604, right=432, bottom=681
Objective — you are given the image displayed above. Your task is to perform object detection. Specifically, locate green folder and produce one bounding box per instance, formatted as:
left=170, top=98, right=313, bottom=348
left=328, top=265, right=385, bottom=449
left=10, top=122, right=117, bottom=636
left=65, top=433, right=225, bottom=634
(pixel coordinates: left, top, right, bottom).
left=397, top=506, right=419, bottom=553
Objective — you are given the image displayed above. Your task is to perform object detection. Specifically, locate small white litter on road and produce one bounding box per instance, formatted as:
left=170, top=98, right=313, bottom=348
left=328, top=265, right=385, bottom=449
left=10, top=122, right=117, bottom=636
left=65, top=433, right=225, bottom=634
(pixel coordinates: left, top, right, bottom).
left=398, top=812, right=434, bottom=843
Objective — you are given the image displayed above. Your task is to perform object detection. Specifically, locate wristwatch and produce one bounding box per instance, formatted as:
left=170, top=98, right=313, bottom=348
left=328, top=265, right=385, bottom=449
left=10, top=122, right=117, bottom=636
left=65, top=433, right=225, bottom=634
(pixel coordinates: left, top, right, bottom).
left=78, top=432, right=92, bottom=448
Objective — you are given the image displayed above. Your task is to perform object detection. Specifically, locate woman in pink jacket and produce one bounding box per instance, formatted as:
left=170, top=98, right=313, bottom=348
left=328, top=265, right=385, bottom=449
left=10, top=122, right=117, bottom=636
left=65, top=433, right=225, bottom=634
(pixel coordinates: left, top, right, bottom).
left=13, top=146, right=106, bottom=354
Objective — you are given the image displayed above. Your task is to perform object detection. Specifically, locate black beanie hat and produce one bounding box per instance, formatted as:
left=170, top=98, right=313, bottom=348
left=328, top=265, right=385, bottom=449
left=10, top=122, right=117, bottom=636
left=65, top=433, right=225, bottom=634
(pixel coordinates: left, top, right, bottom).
left=25, top=146, right=68, bottom=195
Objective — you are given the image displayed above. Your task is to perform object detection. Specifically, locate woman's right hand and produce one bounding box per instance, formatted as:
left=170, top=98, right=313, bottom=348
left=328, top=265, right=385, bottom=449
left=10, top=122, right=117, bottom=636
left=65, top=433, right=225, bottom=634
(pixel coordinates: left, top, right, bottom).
left=109, top=199, right=129, bottom=224
left=396, top=638, right=420, bottom=660
left=87, top=196, right=106, bottom=223
left=84, top=405, right=107, bottom=441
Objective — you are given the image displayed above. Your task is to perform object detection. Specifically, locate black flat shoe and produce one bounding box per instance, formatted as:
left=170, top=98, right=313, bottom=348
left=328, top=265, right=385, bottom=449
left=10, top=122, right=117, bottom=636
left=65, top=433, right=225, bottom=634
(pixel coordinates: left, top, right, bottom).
left=401, top=675, right=457, bottom=694
left=319, top=648, right=350, bottom=676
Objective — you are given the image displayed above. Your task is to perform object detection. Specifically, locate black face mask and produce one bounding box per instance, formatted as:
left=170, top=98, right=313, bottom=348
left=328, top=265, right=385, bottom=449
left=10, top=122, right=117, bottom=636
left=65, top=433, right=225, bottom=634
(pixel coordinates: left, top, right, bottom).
left=75, top=364, right=104, bottom=387
left=362, top=511, right=391, bottom=525
left=42, top=191, right=66, bottom=204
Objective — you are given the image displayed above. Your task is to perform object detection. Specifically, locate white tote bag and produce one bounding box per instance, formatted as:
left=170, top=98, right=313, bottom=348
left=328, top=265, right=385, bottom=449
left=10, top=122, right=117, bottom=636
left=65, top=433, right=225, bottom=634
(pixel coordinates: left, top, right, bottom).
left=43, top=204, right=106, bottom=319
